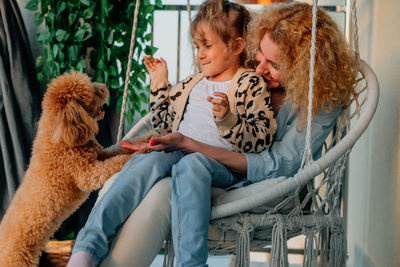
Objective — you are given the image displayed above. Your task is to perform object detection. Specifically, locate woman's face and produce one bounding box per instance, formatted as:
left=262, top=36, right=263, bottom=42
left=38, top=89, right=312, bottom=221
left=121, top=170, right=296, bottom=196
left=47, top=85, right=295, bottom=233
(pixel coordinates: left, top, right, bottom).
left=255, top=32, right=282, bottom=88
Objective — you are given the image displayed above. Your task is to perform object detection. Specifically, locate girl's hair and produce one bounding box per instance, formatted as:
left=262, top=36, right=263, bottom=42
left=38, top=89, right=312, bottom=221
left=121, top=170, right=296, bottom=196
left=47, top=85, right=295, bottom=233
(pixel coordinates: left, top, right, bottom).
left=190, top=0, right=251, bottom=65
left=247, top=2, right=358, bottom=124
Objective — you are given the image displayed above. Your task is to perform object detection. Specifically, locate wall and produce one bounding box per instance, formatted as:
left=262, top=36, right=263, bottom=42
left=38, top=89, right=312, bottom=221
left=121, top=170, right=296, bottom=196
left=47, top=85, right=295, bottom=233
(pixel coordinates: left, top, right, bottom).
left=346, top=0, right=400, bottom=266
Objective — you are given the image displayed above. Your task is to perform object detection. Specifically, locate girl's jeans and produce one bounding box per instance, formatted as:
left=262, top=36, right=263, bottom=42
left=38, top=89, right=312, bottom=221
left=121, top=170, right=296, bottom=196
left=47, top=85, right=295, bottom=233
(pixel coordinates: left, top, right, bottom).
left=72, top=151, right=236, bottom=267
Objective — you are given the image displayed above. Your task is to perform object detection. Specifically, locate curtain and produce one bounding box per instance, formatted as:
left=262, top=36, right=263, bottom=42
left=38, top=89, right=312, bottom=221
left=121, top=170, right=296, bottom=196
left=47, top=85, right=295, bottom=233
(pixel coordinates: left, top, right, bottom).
left=0, top=0, right=42, bottom=220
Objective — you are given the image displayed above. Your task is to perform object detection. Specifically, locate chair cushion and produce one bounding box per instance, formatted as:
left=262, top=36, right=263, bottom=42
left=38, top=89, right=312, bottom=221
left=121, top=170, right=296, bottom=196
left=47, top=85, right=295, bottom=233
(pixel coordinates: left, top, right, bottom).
left=211, top=176, right=287, bottom=207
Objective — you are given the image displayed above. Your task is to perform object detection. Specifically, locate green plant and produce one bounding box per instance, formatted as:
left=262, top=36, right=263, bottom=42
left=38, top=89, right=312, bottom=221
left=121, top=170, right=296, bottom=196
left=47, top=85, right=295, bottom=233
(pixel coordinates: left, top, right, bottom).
left=26, top=0, right=162, bottom=123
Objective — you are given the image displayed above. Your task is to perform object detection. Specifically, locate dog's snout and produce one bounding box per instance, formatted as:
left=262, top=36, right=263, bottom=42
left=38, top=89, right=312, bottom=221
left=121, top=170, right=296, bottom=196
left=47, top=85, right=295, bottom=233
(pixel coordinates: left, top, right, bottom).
left=93, top=83, right=109, bottom=100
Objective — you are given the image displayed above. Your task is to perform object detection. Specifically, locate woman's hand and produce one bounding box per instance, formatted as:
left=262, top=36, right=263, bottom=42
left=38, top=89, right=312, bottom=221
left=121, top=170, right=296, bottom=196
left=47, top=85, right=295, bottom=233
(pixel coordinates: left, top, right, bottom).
left=207, top=92, right=230, bottom=120
left=143, top=55, right=168, bottom=80
left=150, top=133, right=247, bottom=176
left=149, top=133, right=192, bottom=153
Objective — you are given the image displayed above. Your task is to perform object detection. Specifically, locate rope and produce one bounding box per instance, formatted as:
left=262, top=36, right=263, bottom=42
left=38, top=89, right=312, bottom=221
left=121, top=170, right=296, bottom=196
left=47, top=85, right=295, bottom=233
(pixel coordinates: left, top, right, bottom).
left=270, top=214, right=289, bottom=267
left=233, top=220, right=253, bottom=267
left=351, top=0, right=361, bottom=68
left=186, top=0, right=196, bottom=68
left=117, top=0, right=141, bottom=142
left=301, top=0, right=318, bottom=167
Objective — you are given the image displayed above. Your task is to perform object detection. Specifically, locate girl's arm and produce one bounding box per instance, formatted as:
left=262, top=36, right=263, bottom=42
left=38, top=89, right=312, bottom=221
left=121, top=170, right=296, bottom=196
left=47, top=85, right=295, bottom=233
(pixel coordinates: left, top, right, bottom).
left=150, top=133, right=247, bottom=176
left=145, top=56, right=174, bottom=133
left=214, top=72, right=277, bottom=153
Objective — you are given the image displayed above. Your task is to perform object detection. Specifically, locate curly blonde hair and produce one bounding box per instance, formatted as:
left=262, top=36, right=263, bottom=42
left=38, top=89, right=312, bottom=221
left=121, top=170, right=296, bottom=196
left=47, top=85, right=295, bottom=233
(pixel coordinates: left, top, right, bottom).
left=247, top=2, right=358, bottom=124
left=190, top=0, right=251, bottom=65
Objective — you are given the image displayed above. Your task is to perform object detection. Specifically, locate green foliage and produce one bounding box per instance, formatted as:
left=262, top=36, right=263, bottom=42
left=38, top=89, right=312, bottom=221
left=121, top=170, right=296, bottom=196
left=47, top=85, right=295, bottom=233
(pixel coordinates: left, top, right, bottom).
left=27, top=0, right=160, bottom=123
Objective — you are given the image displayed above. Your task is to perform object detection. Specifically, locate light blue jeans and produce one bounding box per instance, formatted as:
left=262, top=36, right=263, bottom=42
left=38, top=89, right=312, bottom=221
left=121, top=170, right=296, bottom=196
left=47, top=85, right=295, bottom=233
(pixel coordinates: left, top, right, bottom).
left=72, top=151, right=236, bottom=267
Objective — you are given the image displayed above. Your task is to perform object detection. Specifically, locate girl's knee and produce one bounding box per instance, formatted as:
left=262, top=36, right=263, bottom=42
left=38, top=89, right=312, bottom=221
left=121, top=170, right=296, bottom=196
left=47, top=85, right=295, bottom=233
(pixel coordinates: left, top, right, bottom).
left=178, top=152, right=211, bottom=168
left=172, top=153, right=213, bottom=182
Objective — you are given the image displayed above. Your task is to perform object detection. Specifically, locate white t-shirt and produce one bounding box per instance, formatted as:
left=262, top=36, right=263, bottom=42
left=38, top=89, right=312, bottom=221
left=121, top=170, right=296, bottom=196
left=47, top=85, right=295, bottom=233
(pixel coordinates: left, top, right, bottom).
left=178, top=78, right=235, bottom=151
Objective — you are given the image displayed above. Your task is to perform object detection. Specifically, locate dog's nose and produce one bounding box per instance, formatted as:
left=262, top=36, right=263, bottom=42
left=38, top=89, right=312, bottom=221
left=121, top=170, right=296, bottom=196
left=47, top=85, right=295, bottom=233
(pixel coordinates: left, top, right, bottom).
left=93, top=82, right=107, bottom=94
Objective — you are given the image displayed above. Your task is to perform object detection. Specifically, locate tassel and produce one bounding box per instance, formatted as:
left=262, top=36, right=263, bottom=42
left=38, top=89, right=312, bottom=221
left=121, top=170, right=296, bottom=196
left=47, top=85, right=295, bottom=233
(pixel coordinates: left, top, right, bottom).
left=303, top=230, right=318, bottom=267
left=318, top=227, right=329, bottom=267
left=328, top=227, right=346, bottom=267
left=270, top=215, right=288, bottom=267
left=163, top=233, right=175, bottom=267
left=233, top=221, right=253, bottom=267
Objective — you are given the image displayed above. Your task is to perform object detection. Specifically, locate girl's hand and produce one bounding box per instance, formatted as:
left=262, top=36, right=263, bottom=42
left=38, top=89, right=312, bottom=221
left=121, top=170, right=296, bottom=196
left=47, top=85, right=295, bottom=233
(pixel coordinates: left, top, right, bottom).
left=120, top=140, right=150, bottom=152
left=143, top=55, right=168, bottom=80
left=207, top=92, right=230, bottom=120
left=149, top=133, right=192, bottom=153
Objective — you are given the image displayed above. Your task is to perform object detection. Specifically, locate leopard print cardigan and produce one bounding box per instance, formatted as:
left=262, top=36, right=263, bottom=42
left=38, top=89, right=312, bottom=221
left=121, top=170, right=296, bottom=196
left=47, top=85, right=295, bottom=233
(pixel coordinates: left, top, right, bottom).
left=149, top=68, right=276, bottom=153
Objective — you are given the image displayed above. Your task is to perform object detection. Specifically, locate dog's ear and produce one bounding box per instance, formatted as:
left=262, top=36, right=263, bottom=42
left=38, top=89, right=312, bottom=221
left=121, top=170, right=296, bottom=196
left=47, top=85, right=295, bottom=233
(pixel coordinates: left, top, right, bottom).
left=51, top=100, right=98, bottom=146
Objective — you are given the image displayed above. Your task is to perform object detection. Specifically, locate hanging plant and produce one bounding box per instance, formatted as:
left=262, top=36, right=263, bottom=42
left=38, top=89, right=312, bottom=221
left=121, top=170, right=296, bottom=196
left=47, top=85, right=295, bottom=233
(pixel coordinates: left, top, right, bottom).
left=26, top=0, right=163, bottom=123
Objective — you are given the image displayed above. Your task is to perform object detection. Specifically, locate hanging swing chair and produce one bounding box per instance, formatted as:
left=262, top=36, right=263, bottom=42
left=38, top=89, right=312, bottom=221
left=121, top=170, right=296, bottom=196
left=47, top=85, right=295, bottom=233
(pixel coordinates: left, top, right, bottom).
left=112, top=0, right=379, bottom=266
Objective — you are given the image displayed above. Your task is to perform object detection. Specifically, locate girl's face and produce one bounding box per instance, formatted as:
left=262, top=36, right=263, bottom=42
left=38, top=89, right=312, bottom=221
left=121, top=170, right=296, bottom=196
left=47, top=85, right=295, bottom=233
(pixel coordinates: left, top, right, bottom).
left=193, top=24, right=240, bottom=82
left=255, top=32, right=282, bottom=88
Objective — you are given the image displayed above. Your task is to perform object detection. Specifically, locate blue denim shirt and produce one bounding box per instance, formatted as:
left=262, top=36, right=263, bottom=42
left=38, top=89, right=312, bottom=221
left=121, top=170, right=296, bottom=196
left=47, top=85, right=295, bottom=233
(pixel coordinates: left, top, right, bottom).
left=244, top=102, right=341, bottom=183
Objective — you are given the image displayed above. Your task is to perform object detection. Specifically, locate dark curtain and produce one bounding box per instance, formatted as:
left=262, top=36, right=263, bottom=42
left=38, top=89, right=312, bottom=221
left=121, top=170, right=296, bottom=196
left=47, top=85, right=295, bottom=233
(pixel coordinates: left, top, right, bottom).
left=0, top=0, right=41, bottom=220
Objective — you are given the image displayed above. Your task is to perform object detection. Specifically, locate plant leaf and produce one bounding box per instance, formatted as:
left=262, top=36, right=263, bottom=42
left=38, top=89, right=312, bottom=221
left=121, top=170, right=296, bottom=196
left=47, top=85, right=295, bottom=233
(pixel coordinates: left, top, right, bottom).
left=55, top=29, right=68, bottom=42
left=68, top=13, right=77, bottom=25
left=68, top=45, right=78, bottom=61
left=75, top=29, right=86, bottom=42
left=80, top=0, right=90, bottom=6
left=34, top=13, right=44, bottom=26
left=35, top=56, right=44, bottom=68
left=37, top=29, right=50, bottom=42
left=57, top=2, right=67, bottom=14
left=53, top=45, right=59, bottom=58
left=155, top=0, right=163, bottom=9
left=83, top=7, right=94, bottom=19
left=77, top=59, right=86, bottom=72
left=25, top=0, right=39, bottom=11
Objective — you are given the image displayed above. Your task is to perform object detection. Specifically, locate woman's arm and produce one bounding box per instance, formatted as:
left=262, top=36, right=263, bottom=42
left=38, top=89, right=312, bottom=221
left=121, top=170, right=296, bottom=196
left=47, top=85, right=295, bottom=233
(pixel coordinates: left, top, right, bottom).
left=150, top=133, right=247, bottom=176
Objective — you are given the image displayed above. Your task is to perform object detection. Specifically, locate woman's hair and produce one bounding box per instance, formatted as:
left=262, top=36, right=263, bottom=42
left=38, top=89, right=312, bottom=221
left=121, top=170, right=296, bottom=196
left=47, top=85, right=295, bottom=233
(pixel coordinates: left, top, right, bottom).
left=190, top=0, right=251, bottom=65
left=247, top=2, right=358, bottom=123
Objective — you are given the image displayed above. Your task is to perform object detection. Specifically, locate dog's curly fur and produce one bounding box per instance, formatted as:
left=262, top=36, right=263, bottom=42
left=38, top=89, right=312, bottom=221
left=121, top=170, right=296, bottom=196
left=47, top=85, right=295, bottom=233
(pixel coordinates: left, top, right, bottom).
left=0, top=71, right=137, bottom=267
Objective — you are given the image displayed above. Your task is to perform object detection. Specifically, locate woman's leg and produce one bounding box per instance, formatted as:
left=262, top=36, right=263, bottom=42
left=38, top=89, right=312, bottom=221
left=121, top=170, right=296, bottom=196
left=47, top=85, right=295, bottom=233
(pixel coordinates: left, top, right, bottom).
left=171, top=152, right=236, bottom=267
left=70, top=151, right=183, bottom=264
left=100, top=178, right=172, bottom=267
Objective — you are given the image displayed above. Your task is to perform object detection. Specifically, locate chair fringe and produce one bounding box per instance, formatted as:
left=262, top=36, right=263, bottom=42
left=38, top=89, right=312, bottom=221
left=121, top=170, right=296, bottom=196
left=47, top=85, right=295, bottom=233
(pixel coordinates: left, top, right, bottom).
left=328, top=225, right=346, bottom=267
left=233, top=219, right=254, bottom=267
left=318, top=227, right=329, bottom=267
left=303, top=230, right=318, bottom=267
left=163, top=233, right=174, bottom=267
left=270, top=215, right=288, bottom=267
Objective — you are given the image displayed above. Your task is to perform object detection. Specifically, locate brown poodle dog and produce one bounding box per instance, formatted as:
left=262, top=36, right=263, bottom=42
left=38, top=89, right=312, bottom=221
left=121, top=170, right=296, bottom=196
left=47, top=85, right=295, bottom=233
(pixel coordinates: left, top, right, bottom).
left=0, top=71, right=139, bottom=267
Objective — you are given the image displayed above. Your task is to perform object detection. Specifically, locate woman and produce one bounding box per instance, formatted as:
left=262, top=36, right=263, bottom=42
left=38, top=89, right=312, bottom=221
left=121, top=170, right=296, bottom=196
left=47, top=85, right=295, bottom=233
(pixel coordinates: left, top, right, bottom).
left=69, top=2, right=357, bottom=266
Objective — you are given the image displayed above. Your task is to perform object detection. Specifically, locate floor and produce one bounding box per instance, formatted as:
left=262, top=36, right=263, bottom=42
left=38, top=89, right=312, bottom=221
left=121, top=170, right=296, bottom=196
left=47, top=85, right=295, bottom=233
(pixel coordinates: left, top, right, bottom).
left=150, top=252, right=303, bottom=266
left=150, top=236, right=306, bottom=266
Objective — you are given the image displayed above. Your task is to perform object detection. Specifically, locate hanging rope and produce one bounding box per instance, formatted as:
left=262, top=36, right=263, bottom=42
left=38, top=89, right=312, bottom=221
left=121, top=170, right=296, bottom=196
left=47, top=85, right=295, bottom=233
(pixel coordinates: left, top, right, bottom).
left=117, top=0, right=141, bottom=142
left=351, top=0, right=360, bottom=68
left=186, top=0, right=196, bottom=67
left=301, top=0, right=318, bottom=168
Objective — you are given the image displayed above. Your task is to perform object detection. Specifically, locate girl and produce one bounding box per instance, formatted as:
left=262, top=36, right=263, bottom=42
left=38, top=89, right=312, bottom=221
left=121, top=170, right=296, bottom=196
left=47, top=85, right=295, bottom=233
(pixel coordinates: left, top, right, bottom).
left=68, top=1, right=275, bottom=267
left=94, top=2, right=358, bottom=266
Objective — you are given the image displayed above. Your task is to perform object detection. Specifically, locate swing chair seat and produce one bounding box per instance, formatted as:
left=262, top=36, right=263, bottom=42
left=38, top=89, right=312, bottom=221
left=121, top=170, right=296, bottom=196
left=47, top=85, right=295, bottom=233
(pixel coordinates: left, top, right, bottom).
left=122, top=60, right=378, bottom=266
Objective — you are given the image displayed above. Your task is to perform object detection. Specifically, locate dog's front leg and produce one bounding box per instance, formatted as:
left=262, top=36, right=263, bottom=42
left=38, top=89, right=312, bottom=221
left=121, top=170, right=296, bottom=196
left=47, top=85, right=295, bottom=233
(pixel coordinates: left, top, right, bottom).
left=76, top=154, right=134, bottom=192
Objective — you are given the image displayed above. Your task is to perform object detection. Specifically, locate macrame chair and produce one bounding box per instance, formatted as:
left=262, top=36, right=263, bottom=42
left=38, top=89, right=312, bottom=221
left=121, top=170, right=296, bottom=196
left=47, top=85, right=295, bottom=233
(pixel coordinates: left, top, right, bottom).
left=117, top=0, right=379, bottom=266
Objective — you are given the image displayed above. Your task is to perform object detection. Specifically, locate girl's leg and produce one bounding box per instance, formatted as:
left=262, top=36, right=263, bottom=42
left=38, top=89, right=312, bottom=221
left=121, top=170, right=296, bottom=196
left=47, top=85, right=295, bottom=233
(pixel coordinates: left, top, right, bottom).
left=171, top=152, right=236, bottom=267
left=70, top=151, right=183, bottom=265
